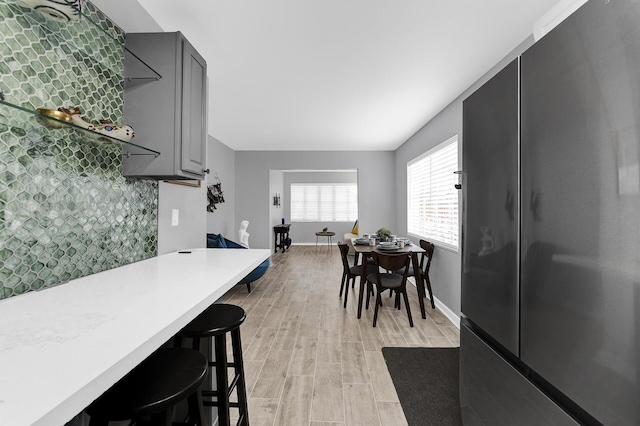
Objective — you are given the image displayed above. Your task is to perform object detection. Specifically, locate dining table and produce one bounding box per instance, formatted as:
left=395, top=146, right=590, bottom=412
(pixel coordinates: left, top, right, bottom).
left=352, top=239, right=428, bottom=320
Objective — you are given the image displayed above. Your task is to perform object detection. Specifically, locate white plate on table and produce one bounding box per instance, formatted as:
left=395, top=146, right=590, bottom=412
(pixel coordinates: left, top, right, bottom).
left=377, top=244, right=398, bottom=250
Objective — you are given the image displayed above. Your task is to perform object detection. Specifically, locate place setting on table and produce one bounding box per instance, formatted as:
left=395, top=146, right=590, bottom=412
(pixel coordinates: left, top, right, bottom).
left=352, top=229, right=415, bottom=253
left=375, top=236, right=411, bottom=250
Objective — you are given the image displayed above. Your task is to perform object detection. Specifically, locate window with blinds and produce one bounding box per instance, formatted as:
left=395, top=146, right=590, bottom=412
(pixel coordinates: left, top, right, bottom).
left=407, top=135, right=459, bottom=251
left=291, top=183, right=358, bottom=222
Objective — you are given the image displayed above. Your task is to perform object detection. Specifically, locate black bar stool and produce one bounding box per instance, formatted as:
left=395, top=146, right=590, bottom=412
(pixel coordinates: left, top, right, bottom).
left=86, top=347, right=207, bottom=426
left=175, top=303, right=249, bottom=426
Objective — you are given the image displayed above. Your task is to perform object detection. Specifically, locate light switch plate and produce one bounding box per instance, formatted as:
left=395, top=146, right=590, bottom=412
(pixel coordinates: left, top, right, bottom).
left=171, top=209, right=179, bottom=226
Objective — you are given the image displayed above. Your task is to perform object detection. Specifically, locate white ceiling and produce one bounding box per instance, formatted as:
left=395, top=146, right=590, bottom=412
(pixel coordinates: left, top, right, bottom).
left=95, top=0, right=564, bottom=151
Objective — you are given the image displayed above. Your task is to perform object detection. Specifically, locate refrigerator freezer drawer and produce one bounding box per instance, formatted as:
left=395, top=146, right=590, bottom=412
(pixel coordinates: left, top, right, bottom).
left=460, top=324, right=578, bottom=426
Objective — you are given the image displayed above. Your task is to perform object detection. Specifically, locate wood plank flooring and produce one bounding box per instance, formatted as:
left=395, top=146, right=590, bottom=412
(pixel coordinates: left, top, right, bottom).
left=219, top=245, right=459, bottom=426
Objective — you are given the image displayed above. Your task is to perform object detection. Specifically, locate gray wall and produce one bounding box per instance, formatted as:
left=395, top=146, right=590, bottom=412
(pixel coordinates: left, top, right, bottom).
left=91, top=0, right=162, bottom=33
left=236, top=151, right=395, bottom=250
left=268, top=170, right=284, bottom=251
left=160, top=135, right=237, bottom=255
left=157, top=181, right=207, bottom=255
left=206, top=136, right=236, bottom=239
left=394, top=36, right=536, bottom=317
left=283, top=171, right=358, bottom=244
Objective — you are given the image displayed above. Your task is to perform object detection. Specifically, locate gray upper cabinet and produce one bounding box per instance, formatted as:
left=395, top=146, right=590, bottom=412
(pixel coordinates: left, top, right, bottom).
left=123, top=32, right=208, bottom=179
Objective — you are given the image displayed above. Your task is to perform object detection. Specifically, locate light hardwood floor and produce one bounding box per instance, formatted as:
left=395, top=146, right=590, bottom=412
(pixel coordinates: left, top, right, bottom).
left=219, top=245, right=460, bottom=426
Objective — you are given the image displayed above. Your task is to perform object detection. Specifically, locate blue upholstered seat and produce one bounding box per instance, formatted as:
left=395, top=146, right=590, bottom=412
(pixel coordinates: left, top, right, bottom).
left=206, top=234, right=269, bottom=293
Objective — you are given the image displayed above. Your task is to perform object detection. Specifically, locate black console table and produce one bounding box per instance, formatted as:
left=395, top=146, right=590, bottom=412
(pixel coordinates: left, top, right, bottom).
left=273, top=224, right=291, bottom=253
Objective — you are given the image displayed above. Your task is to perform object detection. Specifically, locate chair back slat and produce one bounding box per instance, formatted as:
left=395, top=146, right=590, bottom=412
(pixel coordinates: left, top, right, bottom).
left=419, top=240, right=435, bottom=275
left=337, top=242, right=351, bottom=272
left=372, top=251, right=410, bottom=275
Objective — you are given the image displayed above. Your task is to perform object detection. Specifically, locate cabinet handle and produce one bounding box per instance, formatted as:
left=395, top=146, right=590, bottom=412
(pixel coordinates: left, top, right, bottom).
left=203, top=168, right=210, bottom=174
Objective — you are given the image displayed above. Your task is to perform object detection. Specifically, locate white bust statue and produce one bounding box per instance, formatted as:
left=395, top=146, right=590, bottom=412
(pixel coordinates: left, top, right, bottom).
left=239, top=220, right=250, bottom=248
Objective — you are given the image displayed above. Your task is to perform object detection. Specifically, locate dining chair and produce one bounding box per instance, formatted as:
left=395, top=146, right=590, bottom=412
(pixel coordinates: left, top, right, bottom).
left=419, top=240, right=436, bottom=308
left=394, top=239, right=436, bottom=309
left=366, top=251, right=413, bottom=327
left=338, top=242, right=377, bottom=309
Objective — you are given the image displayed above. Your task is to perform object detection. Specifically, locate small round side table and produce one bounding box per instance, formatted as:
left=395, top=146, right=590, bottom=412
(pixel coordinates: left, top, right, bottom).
left=315, top=231, right=336, bottom=252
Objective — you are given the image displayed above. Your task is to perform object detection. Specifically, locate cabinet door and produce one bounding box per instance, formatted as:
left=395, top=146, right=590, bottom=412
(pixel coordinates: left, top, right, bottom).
left=124, top=32, right=207, bottom=179
left=180, top=38, right=207, bottom=176
left=462, top=59, right=519, bottom=356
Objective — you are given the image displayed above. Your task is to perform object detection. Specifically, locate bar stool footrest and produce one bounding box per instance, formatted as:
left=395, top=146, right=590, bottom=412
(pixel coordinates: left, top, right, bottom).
left=201, top=373, right=240, bottom=399
left=203, top=400, right=242, bottom=409
left=209, top=361, right=238, bottom=369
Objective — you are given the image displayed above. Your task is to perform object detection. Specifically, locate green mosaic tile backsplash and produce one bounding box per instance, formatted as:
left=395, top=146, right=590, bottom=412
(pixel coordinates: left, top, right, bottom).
left=0, top=0, right=158, bottom=299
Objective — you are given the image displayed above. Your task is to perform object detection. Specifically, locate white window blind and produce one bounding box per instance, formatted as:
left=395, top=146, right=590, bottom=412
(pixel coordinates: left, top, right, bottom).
left=407, top=135, right=459, bottom=250
left=291, top=183, right=358, bottom=222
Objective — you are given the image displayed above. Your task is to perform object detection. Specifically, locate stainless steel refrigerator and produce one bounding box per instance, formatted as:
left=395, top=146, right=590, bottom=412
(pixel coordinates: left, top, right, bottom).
left=460, top=1, right=640, bottom=425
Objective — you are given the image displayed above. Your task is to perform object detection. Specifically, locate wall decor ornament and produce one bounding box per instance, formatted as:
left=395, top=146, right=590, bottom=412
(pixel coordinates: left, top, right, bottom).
left=35, top=108, right=73, bottom=129
left=59, top=107, right=135, bottom=142
left=273, top=193, right=281, bottom=207
left=18, top=0, right=85, bottom=21
left=207, top=174, right=225, bottom=212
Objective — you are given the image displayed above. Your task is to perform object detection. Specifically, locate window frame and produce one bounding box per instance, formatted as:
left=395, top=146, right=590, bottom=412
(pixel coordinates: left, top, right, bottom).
left=407, top=135, right=460, bottom=252
left=290, top=182, right=358, bottom=223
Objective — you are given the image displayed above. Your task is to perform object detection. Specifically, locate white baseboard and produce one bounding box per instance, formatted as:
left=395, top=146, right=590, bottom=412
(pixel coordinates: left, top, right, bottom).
left=408, top=278, right=460, bottom=329
left=433, top=296, right=460, bottom=329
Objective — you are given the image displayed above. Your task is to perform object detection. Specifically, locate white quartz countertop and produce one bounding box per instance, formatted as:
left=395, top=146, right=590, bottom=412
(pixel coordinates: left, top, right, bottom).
left=0, top=248, right=270, bottom=426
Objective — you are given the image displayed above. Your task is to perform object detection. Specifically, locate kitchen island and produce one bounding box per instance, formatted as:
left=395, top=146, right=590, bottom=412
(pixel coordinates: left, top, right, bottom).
left=0, top=248, right=270, bottom=426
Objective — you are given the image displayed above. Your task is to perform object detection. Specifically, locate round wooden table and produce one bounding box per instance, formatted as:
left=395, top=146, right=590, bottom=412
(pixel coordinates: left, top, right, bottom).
left=315, top=231, right=336, bottom=252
